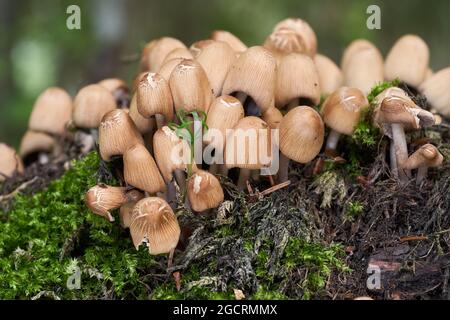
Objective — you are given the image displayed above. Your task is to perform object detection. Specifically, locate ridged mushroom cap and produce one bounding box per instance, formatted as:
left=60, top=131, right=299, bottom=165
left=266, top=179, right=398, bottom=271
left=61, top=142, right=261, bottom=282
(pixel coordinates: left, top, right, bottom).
left=187, top=170, right=224, bottom=212
left=262, top=107, right=283, bottom=129
left=72, top=84, right=117, bottom=129
left=210, top=30, right=247, bottom=53
left=29, top=87, right=73, bottom=136
left=140, top=37, right=186, bottom=72
left=264, top=27, right=307, bottom=57
left=314, top=54, right=344, bottom=95
left=419, top=67, right=450, bottom=117
left=128, top=93, right=155, bottom=135
left=279, top=106, right=324, bottom=163
left=19, top=130, right=56, bottom=160
left=85, top=184, right=130, bottom=222
left=98, top=109, right=144, bottom=161
left=402, top=144, right=443, bottom=170
left=222, top=46, right=276, bottom=113
left=123, top=144, right=166, bottom=194
left=157, top=58, right=184, bottom=82
left=119, top=190, right=146, bottom=229
left=137, top=72, right=174, bottom=121
left=275, top=53, right=321, bottom=108
left=341, top=39, right=376, bottom=71
left=273, top=18, right=317, bottom=57
left=385, top=35, right=429, bottom=88
left=163, top=47, right=193, bottom=64
left=320, top=87, right=368, bottom=135
left=189, top=39, right=216, bottom=58
left=130, top=197, right=181, bottom=255
left=169, top=59, right=213, bottom=113
left=0, top=143, right=24, bottom=182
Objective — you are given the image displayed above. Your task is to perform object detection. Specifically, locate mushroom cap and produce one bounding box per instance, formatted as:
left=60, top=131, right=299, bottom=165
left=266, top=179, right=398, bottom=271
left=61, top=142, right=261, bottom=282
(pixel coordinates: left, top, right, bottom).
left=224, top=116, right=272, bottom=169
left=385, top=35, right=429, bottom=88
left=130, top=197, right=181, bottom=255
left=163, top=47, right=193, bottom=64
left=72, top=84, right=117, bottom=129
left=187, top=170, right=224, bottom=212
left=402, top=144, right=443, bottom=170
left=275, top=53, right=321, bottom=108
left=137, top=72, right=174, bottom=121
left=320, top=87, right=368, bottom=135
left=342, top=42, right=384, bottom=95
left=0, top=143, right=24, bottom=182
left=264, top=27, right=307, bottom=57
left=19, top=130, right=56, bottom=160
left=119, top=202, right=135, bottom=229
left=29, top=87, right=73, bottom=136
left=419, top=67, right=450, bottom=117
left=131, top=72, right=147, bottom=93
left=85, top=184, right=129, bottom=222
left=222, top=46, right=276, bottom=113
left=140, top=37, right=186, bottom=72
left=273, top=18, right=317, bottom=57
left=128, top=93, right=155, bottom=135
left=98, top=78, right=128, bottom=95
left=204, top=95, right=245, bottom=150
left=189, top=39, right=216, bottom=58
left=195, top=41, right=236, bottom=97
left=169, top=59, right=213, bottom=113
left=210, top=30, right=247, bottom=53
left=279, top=106, right=324, bottom=163
left=98, top=109, right=144, bottom=161
left=153, top=126, right=193, bottom=183
left=262, top=107, right=283, bottom=129
left=123, top=144, right=166, bottom=194
left=341, top=39, right=376, bottom=71
left=314, top=54, right=344, bottom=95
left=157, top=58, right=184, bottom=82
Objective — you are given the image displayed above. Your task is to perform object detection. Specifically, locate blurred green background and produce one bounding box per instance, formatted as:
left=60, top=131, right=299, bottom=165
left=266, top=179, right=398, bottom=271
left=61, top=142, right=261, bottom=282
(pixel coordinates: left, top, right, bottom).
left=1, top=0, right=449, bottom=148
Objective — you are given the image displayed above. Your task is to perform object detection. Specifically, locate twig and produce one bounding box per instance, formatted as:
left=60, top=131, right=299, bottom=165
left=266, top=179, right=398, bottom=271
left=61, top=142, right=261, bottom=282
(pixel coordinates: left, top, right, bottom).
left=400, top=235, right=428, bottom=242
left=0, top=177, right=39, bottom=202
left=259, top=180, right=291, bottom=196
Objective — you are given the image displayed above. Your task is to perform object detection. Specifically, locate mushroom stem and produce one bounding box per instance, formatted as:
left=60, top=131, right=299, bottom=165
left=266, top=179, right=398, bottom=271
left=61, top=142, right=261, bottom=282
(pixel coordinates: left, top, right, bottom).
left=89, top=128, right=99, bottom=143
left=416, top=166, right=428, bottom=185
left=325, top=130, right=341, bottom=151
left=237, top=168, right=251, bottom=191
left=389, top=142, right=398, bottom=179
left=174, top=169, right=186, bottom=194
left=278, top=153, right=290, bottom=183
left=391, top=123, right=411, bottom=183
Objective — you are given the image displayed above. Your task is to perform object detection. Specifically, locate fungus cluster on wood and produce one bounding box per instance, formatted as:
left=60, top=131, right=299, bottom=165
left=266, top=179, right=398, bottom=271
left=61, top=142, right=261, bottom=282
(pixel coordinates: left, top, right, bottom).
left=1, top=17, right=448, bottom=275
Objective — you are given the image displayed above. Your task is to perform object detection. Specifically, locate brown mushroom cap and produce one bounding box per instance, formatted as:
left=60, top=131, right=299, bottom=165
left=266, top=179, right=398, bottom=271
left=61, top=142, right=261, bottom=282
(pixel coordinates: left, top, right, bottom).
left=419, top=67, right=450, bottom=117
left=163, top=47, right=193, bottom=64
left=123, top=144, right=166, bottom=194
left=98, top=78, right=128, bottom=95
left=85, top=184, right=130, bottom=222
left=273, top=18, right=317, bottom=57
left=140, top=37, right=186, bottom=72
left=402, top=144, right=443, bottom=170
left=130, top=197, right=181, bottom=255
left=275, top=53, right=321, bottom=108
left=128, top=93, right=155, bottom=135
left=225, top=116, right=272, bottom=169
left=157, top=58, right=184, bottom=82
left=341, top=39, right=376, bottom=71
left=19, top=130, right=56, bottom=160
left=320, top=87, right=368, bottom=135
left=189, top=39, right=216, bottom=58
left=72, top=84, right=117, bottom=129
left=98, top=109, right=144, bottom=161
left=222, top=46, right=276, bottom=113
left=314, top=54, right=344, bottom=95
left=262, top=107, right=283, bottom=129
left=279, top=106, right=324, bottom=163
left=28, top=87, right=73, bottom=136
left=0, top=143, right=24, bottom=182
left=187, top=170, right=224, bottom=212
left=264, top=27, right=307, bottom=57
left=385, top=35, right=429, bottom=88
left=169, top=59, right=213, bottom=113
left=210, top=30, right=247, bottom=53
left=137, top=72, right=174, bottom=121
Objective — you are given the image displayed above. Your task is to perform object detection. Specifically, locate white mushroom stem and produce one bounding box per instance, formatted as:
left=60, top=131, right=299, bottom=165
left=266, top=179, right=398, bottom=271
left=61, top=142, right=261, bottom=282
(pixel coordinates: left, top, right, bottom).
left=89, top=129, right=99, bottom=143
left=416, top=166, right=428, bottom=185
left=237, top=168, right=251, bottom=191
left=391, top=123, right=411, bottom=183
left=325, top=130, right=341, bottom=151
left=278, top=153, right=290, bottom=183
left=389, top=142, right=398, bottom=179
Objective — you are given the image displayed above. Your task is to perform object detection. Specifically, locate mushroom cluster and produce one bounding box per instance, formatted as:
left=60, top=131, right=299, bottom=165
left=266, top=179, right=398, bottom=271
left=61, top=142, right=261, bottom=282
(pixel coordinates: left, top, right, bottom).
left=1, top=17, right=449, bottom=266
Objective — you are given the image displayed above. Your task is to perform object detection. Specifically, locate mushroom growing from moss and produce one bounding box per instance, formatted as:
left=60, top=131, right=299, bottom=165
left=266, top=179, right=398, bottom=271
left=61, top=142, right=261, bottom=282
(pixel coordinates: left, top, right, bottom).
left=402, top=144, right=443, bottom=185
left=0, top=143, right=24, bottom=182
left=187, top=170, right=224, bottom=212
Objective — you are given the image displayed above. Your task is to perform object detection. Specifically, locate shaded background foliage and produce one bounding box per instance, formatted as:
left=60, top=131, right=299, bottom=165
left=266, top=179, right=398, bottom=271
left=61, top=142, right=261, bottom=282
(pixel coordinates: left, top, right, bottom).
left=1, top=0, right=450, bottom=147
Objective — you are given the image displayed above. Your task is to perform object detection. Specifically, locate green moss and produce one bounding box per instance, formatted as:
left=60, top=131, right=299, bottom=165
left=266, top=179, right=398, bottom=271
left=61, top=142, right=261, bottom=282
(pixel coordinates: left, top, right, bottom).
left=366, top=79, right=401, bottom=104
left=344, top=201, right=364, bottom=221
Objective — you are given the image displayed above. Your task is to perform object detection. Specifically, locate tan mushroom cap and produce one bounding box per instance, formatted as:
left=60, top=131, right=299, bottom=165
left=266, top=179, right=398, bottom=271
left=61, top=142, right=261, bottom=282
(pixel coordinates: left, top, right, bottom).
left=163, top=47, right=193, bottom=63
left=264, top=27, right=307, bottom=57
left=320, top=87, right=368, bottom=136
left=275, top=53, right=321, bottom=108
left=222, top=46, right=276, bottom=113
left=262, top=107, right=283, bottom=129
left=196, top=41, right=236, bottom=97
left=402, top=144, right=443, bottom=170
left=273, top=18, right=317, bottom=57
left=72, top=84, right=117, bottom=129
left=98, top=109, right=144, bottom=161
left=279, top=106, right=324, bottom=163
left=419, top=67, right=450, bottom=117
left=225, top=116, right=272, bottom=170
left=85, top=184, right=130, bottom=222
left=119, top=190, right=146, bottom=229
left=385, top=34, right=429, bottom=88
left=189, top=39, right=216, bottom=58
left=157, top=58, right=184, bottom=82
left=130, top=197, right=181, bottom=255
left=204, top=95, right=245, bottom=150
left=341, top=39, right=376, bottom=71
left=210, top=30, right=247, bottom=53
left=140, top=37, right=186, bottom=72
left=29, top=87, right=72, bottom=136
left=19, top=130, right=56, bottom=160
left=314, top=54, right=344, bottom=95
left=169, top=59, right=213, bottom=113
left=0, top=143, right=24, bottom=182
left=98, top=78, right=128, bottom=95
left=123, top=144, right=166, bottom=194
left=128, top=93, right=155, bottom=135
left=187, top=170, right=224, bottom=212
left=137, top=72, right=174, bottom=122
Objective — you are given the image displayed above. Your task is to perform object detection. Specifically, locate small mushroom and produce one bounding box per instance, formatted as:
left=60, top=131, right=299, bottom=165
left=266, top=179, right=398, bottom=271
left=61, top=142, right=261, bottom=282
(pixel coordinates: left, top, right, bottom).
left=261, top=107, right=283, bottom=130
left=402, top=144, right=443, bottom=185
left=210, top=30, right=247, bottom=53
left=187, top=170, right=224, bottom=212
left=98, top=78, right=130, bottom=108
left=157, top=58, right=184, bottom=82
left=119, top=190, right=145, bottom=229
left=272, top=18, right=317, bottom=57
left=264, top=27, right=307, bottom=59
left=0, top=143, right=24, bottom=182
left=128, top=93, right=156, bottom=135
left=163, top=47, right=194, bottom=64
left=140, top=37, right=186, bottom=72
left=19, top=130, right=56, bottom=165
left=314, top=54, right=344, bottom=96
